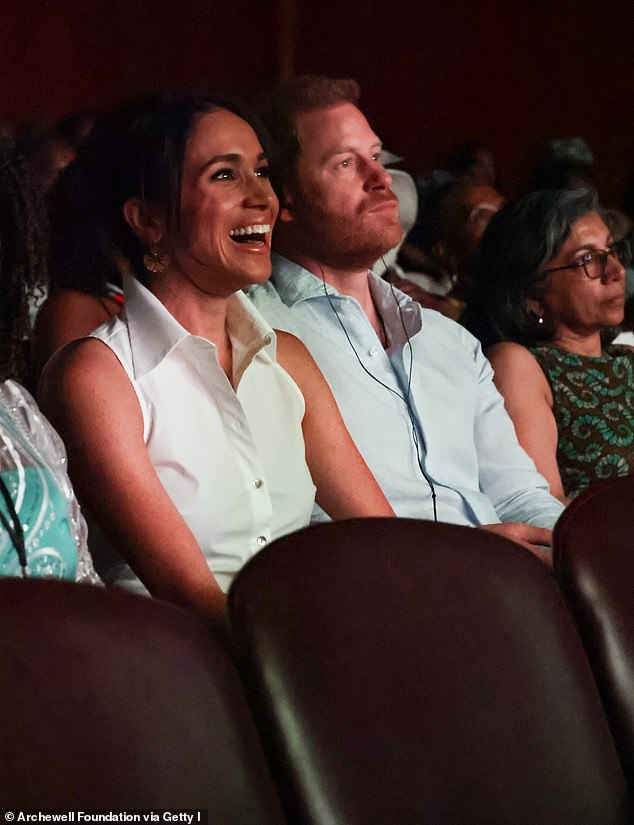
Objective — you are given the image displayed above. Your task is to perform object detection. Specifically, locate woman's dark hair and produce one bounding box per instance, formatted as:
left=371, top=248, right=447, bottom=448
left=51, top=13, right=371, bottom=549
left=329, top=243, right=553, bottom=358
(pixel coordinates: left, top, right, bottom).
left=0, top=134, right=47, bottom=382
left=49, top=92, right=272, bottom=294
left=465, top=188, right=602, bottom=349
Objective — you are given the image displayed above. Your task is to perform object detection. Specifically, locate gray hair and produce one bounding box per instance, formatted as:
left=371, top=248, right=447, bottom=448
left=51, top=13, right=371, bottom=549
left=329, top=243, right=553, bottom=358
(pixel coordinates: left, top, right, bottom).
left=467, top=188, right=604, bottom=348
left=540, top=188, right=602, bottom=269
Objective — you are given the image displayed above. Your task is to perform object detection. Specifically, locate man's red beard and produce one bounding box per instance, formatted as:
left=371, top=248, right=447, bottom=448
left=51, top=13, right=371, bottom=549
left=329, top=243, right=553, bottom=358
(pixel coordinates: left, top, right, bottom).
left=291, top=193, right=402, bottom=272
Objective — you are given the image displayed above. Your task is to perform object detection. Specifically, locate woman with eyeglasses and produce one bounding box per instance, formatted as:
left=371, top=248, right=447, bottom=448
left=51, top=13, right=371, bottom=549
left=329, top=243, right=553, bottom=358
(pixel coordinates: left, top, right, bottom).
left=465, top=188, right=632, bottom=501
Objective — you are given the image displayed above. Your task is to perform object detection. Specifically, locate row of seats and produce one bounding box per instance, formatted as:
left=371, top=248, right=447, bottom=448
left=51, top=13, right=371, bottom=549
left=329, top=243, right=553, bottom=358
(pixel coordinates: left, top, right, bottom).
left=1, top=475, right=634, bottom=823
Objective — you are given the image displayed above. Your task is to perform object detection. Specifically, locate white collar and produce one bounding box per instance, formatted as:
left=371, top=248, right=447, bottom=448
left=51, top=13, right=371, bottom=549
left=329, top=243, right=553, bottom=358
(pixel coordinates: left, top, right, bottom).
left=123, top=275, right=277, bottom=379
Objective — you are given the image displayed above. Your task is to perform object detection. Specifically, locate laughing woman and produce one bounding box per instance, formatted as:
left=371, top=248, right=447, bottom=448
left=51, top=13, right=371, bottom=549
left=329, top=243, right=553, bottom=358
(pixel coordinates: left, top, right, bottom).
left=39, top=94, right=393, bottom=619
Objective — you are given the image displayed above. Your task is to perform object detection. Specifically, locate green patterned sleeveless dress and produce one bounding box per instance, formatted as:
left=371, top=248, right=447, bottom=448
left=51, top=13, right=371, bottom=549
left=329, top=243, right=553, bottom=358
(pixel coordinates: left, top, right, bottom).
left=529, top=344, right=634, bottom=498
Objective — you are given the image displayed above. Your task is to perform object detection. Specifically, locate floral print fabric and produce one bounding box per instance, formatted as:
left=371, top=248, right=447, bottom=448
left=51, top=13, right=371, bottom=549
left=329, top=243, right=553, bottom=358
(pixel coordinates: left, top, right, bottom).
left=530, top=344, right=634, bottom=498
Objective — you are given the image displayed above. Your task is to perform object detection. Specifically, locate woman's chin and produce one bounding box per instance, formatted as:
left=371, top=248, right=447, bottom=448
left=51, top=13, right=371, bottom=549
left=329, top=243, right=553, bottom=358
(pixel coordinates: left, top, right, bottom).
left=240, top=260, right=274, bottom=287
left=604, top=306, right=626, bottom=328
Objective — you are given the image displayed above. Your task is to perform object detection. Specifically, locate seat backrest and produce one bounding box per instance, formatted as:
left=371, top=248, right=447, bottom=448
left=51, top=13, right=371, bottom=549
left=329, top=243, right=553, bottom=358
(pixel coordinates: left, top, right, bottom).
left=554, top=474, right=634, bottom=786
left=229, top=518, right=630, bottom=825
left=0, top=578, right=286, bottom=821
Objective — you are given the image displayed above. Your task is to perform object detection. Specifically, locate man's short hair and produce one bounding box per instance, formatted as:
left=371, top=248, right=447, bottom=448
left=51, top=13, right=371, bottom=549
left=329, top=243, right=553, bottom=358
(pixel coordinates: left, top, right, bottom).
left=256, top=75, right=360, bottom=193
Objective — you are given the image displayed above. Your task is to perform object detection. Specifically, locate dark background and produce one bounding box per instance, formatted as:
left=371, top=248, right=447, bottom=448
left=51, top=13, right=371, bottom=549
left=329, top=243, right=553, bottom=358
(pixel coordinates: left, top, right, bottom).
left=3, top=0, right=633, bottom=202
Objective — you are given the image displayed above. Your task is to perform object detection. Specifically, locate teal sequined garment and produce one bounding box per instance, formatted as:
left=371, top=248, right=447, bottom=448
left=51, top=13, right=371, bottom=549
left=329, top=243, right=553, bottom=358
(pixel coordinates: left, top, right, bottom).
left=0, top=465, right=77, bottom=578
left=0, top=380, right=99, bottom=582
left=530, top=345, right=634, bottom=498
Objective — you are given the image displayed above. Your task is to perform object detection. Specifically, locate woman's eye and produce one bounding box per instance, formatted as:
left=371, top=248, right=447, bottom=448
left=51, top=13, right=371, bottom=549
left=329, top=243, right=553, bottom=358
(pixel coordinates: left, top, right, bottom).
left=211, top=168, right=234, bottom=181
left=575, top=251, right=594, bottom=267
left=255, top=166, right=270, bottom=178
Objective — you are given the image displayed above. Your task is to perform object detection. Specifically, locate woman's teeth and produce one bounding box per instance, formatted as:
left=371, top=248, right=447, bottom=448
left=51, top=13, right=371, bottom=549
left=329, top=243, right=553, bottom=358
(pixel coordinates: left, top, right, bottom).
left=229, top=224, right=270, bottom=238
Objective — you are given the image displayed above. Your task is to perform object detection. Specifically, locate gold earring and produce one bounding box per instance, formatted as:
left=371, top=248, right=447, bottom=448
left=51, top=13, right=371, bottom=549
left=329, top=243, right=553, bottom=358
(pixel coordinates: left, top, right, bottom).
left=143, top=241, right=170, bottom=274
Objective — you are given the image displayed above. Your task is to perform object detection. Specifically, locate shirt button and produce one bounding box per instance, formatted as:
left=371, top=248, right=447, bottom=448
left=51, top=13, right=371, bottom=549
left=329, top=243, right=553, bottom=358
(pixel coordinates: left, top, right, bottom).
left=368, top=347, right=379, bottom=357
left=252, top=479, right=263, bottom=489
left=256, top=536, right=267, bottom=547
left=263, top=334, right=272, bottom=346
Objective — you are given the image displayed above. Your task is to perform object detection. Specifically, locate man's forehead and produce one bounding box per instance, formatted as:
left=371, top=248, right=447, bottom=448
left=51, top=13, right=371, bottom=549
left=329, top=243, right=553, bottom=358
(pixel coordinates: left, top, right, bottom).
left=295, top=103, right=380, bottom=155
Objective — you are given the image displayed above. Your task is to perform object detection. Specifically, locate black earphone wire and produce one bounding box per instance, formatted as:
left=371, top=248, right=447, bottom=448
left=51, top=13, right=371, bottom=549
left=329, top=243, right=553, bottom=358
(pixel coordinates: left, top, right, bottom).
left=319, top=263, right=437, bottom=521
left=0, top=474, right=27, bottom=575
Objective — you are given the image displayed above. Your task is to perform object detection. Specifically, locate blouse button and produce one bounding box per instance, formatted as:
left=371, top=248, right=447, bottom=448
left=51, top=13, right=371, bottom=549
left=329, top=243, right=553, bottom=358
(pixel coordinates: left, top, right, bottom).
left=368, top=346, right=379, bottom=357
left=256, top=536, right=268, bottom=547
left=252, top=479, right=263, bottom=489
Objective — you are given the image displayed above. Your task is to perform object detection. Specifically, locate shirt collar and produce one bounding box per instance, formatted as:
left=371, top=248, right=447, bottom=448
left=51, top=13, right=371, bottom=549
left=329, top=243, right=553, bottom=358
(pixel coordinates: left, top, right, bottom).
left=269, top=253, right=339, bottom=305
left=367, top=272, right=423, bottom=342
left=227, top=292, right=277, bottom=386
left=123, top=274, right=276, bottom=379
left=268, top=253, right=423, bottom=342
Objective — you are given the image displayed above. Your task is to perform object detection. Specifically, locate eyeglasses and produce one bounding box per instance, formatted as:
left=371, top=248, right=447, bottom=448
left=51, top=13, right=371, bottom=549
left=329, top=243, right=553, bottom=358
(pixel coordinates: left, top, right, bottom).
left=544, top=240, right=631, bottom=280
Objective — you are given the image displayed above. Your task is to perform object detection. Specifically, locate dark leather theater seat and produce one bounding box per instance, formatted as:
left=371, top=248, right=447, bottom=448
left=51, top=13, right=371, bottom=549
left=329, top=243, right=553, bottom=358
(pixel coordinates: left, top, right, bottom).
left=0, top=578, right=286, bottom=821
left=555, top=474, right=634, bottom=788
left=229, top=517, right=631, bottom=825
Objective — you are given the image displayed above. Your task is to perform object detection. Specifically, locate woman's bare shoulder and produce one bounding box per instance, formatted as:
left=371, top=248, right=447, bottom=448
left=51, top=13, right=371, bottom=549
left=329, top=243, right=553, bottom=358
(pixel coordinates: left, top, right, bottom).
left=33, top=289, right=122, bottom=376
left=275, top=327, right=308, bottom=353
left=274, top=329, right=315, bottom=373
left=39, top=336, right=132, bottom=412
left=37, top=288, right=117, bottom=324
left=486, top=340, right=537, bottom=367
left=43, top=335, right=121, bottom=375
left=487, top=340, right=547, bottom=378
left=486, top=341, right=552, bottom=404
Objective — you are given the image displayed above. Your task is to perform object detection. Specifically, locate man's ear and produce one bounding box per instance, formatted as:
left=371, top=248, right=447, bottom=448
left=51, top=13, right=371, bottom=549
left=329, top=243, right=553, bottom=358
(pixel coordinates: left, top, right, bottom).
left=123, top=198, right=166, bottom=245
left=278, top=186, right=296, bottom=224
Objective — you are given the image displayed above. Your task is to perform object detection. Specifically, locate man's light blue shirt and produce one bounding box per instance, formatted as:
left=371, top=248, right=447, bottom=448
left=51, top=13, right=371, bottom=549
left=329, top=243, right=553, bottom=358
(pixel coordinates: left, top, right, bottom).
left=248, top=254, right=563, bottom=529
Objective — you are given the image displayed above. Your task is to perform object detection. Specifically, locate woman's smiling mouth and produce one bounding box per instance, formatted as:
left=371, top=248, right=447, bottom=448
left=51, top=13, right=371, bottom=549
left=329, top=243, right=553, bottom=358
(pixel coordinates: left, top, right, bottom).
left=229, top=223, right=271, bottom=245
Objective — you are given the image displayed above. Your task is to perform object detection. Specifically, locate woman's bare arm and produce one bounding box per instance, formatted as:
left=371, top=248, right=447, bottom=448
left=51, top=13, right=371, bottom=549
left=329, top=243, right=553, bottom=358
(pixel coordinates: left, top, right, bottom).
left=39, top=339, right=226, bottom=618
left=276, top=331, right=395, bottom=519
left=487, top=341, right=565, bottom=501
left=33, top=290, right=122, bottom=380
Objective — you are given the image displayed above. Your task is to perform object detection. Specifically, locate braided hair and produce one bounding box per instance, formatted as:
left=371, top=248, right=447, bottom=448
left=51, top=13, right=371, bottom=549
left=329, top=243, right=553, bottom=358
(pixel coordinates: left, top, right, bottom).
left=0, top=133, right=48, bottom=382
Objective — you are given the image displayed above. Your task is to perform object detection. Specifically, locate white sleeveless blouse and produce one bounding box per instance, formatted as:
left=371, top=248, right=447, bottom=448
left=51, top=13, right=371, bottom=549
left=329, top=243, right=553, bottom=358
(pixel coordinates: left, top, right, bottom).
left=90, top=276, right=316, bottom=593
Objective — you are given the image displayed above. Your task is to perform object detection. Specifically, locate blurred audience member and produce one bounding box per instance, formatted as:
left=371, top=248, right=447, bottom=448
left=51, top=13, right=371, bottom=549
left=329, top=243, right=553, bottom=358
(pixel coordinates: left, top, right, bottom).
left=32, top=158, right=126, bottom=378
left=467, top=188, right=633, bottom=501
left=442, top=140, right=496, bottom=188
left=396, top=179, right=504, bottom=319
left=0, top=134, right=97, bottom=582
left=0, top=138, right=46, bottom=387
left=525, top=137, right=595, bottom=193
left=16, top=112, right=93, bottom=195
